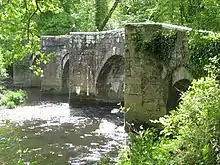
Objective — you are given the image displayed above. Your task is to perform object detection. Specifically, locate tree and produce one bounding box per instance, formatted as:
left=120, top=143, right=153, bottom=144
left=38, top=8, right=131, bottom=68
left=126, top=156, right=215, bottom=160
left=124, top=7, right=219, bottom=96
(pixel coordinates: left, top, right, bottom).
left=95, top=0, right=109, bottom=30
left=116, top=0, right=220, bottom=32
left=0, top=0, right=62, bottom=75
left=98, top=0, right=120, bottom=31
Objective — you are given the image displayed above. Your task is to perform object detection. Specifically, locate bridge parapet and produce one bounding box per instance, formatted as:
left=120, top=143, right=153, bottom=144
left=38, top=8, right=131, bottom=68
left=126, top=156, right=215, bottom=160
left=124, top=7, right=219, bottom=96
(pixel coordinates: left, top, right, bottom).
left=69, top=29, right=125, bottom=104
left=125, top=23, right=192, bottom=126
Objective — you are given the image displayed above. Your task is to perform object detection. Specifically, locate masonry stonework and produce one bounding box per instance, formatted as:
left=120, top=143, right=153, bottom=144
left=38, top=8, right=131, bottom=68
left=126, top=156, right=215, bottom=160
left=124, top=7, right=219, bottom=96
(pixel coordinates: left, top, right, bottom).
left=41, top=35, right=70, bottom=93
left=13, top=54, right=41, bottom=87
left=13, top=23, right=194, bottom=124
left=124, top=23, right=191, bottom=125
left=69, top=29, right=124, bottom=104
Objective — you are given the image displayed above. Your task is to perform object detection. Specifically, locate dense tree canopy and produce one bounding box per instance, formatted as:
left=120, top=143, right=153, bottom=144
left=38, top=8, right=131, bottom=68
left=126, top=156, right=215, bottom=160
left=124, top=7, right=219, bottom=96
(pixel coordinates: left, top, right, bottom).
left=0, top=0, right=62, bottom=75
left=115, top=0, right=220, bottom=31
left=0, top=0, right=220, bottom=77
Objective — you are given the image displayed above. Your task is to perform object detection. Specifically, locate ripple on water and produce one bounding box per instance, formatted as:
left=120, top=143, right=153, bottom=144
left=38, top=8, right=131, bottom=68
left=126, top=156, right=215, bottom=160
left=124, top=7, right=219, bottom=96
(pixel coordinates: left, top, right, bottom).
left=0, top=101, right=128, bottom=164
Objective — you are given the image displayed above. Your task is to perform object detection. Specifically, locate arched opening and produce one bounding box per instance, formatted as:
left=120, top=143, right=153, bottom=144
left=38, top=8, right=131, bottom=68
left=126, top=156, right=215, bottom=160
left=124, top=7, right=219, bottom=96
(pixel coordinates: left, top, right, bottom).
left=29, top=54, right=42, bottom=87
left=166, top=79, right=191, bottom=112
left=62, top=59, right=69, bottom=93
left=96, top=55, right=124, bottom=102
left=62, top=53, right=69, bottom=71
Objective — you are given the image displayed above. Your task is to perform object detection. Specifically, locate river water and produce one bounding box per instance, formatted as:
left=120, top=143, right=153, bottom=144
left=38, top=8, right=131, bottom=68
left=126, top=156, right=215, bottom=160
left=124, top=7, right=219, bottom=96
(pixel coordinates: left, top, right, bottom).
left=0, top=89, right=128, bottom=165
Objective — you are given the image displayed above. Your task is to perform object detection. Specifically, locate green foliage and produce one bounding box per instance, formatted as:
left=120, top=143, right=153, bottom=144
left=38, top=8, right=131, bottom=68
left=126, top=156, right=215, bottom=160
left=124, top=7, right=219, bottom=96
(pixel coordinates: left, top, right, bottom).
left=162, top=76, right=220, bottom=164
left=188, top=32, right=220, bottom=78
left=116, top=0, right=220, bottom=32
left=0, top=90, right=26, bottom=108
left=6, top=101, right=16, bottom=109
left=37, top=12, right=74, bottom=35
left=116, top=0, right=157, bottom=25
left=0, top=0, right=62, bottom=76
left=145, top=31, right=176, bottom=63
left=73, top=0, right=97, bottom=32
left=0, top=63, right=8, bottom=81
left=118, top=75, right=220, bottom=164
left=95, top=0, right=109, bottom=30
left=117, top=129, right=173, bottom=165
left=133, top=29, right=176, bottom=64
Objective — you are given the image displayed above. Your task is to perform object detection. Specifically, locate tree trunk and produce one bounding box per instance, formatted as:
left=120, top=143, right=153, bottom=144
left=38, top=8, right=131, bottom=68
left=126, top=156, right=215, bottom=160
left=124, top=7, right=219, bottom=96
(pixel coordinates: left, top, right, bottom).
left=98, top=0, right=120, bottom=31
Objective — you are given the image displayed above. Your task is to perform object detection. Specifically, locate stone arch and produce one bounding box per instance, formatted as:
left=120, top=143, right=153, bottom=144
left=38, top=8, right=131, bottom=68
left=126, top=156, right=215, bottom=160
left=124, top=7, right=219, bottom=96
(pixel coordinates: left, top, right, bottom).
left=167, top=67, right=192, bottom=111
left=61, top=53, right=69, bottom=70
left=62, top=58, right=69, bottom=93
left=95, top=47, right=124, bottom=83
left=172, top=67, right=192, bottom=86
left=96, top=54, right=125, bottom=102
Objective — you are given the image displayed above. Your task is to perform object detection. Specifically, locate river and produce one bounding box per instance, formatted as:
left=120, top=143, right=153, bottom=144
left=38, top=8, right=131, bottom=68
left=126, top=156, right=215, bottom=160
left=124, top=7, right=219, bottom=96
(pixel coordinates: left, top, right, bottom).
left=0, top=89, right=128, bottom=165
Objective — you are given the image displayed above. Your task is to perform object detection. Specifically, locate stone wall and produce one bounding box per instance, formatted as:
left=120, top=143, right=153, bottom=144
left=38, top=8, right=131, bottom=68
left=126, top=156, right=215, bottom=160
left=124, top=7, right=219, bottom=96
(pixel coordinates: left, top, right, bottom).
left=69, top=29, right=124, bottom=104
left=40, top=35, right=70, bottom=92
left=13, top=54, right=41, bottom=87
left=125, top=23, right=191, bottom=125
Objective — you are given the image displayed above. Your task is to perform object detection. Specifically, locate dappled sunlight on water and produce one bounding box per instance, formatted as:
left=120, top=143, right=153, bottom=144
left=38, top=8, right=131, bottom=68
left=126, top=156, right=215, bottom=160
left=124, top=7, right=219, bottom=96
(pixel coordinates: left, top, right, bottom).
left=0, top=97, right=128, bottom=164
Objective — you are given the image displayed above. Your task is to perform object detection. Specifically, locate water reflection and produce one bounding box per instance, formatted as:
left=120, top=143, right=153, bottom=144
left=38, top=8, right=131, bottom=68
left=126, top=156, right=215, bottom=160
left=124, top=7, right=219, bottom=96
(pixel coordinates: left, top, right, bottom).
left=0, top=89, right=128, bottom=164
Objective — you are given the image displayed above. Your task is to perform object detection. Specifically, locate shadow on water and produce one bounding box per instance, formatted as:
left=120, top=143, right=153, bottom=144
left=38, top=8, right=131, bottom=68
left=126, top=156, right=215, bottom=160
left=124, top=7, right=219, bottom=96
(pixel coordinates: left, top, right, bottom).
left=0, top=88, right=128, bottom=165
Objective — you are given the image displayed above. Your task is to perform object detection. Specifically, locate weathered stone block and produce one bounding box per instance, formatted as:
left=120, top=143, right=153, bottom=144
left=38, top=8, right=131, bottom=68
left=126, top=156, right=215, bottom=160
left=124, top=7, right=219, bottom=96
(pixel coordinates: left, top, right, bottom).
left=143, top=103, right=157, bottom=111
left=125, top=94, right=142, bottom=104
left=126, top=84, right=142, bottom=95
left=126, top=77, right=142, bottom=85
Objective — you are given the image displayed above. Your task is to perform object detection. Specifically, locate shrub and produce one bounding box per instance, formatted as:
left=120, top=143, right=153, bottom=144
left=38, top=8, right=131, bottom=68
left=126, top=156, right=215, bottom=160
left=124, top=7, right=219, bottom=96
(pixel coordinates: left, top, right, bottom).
left=163, top=76, right=220, bottom=164
left=117, top=129, right=174, bottom=165
left=6, top=101, right=16, bottom=109
left=117, top=76, right=220, bottom=165
left=0, top=89, right=26, bottom=108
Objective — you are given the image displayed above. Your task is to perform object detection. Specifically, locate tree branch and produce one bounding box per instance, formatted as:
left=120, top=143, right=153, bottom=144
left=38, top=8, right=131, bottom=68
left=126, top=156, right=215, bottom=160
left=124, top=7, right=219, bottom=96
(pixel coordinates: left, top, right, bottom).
left=98, top=0, right=120, bottom=31
left=35, top=0, right=42, bottom=13
left=27, top=9, right=38, bottom=40
left=22, top=0, right=29, bottom=22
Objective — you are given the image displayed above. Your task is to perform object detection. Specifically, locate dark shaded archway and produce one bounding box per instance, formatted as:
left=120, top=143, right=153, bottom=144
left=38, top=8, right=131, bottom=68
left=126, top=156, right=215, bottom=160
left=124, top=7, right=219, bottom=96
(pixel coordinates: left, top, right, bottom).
left=62, top=59, right=69, bottom=93
left=166, top=79, right=191, bottom=112
left=96, top=55, right=124, bottom=102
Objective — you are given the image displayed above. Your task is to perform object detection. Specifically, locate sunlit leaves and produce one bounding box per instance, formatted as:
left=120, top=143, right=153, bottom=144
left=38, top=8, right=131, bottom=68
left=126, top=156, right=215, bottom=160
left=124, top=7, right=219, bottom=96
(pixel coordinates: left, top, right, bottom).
left=116, top=0, right=220, bottom=32
left=188, top=32, right=220, bottom=78
left=0, top=0, right=61, bottom=74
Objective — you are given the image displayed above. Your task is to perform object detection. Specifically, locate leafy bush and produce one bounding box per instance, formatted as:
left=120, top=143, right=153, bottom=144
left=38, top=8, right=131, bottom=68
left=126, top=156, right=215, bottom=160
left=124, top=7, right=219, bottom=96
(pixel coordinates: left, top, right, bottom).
left=0, top=90, right=26, bottom=108
left=117, top=75, right=220, bottom=165
left=117, top=129, right=174, bottom=165
left=6, top=101, right=16, bottom=109
left=188, top=32, right=220, bottom=78
left=37, top=12, right=74, bottom=35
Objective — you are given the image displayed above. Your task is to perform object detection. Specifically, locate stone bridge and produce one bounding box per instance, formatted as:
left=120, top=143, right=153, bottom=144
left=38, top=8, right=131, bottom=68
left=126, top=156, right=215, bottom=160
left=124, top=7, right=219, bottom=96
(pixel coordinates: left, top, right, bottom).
left=41, top=29, right=125, bottom=103
left=13, top=23, right=195, bottom=124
